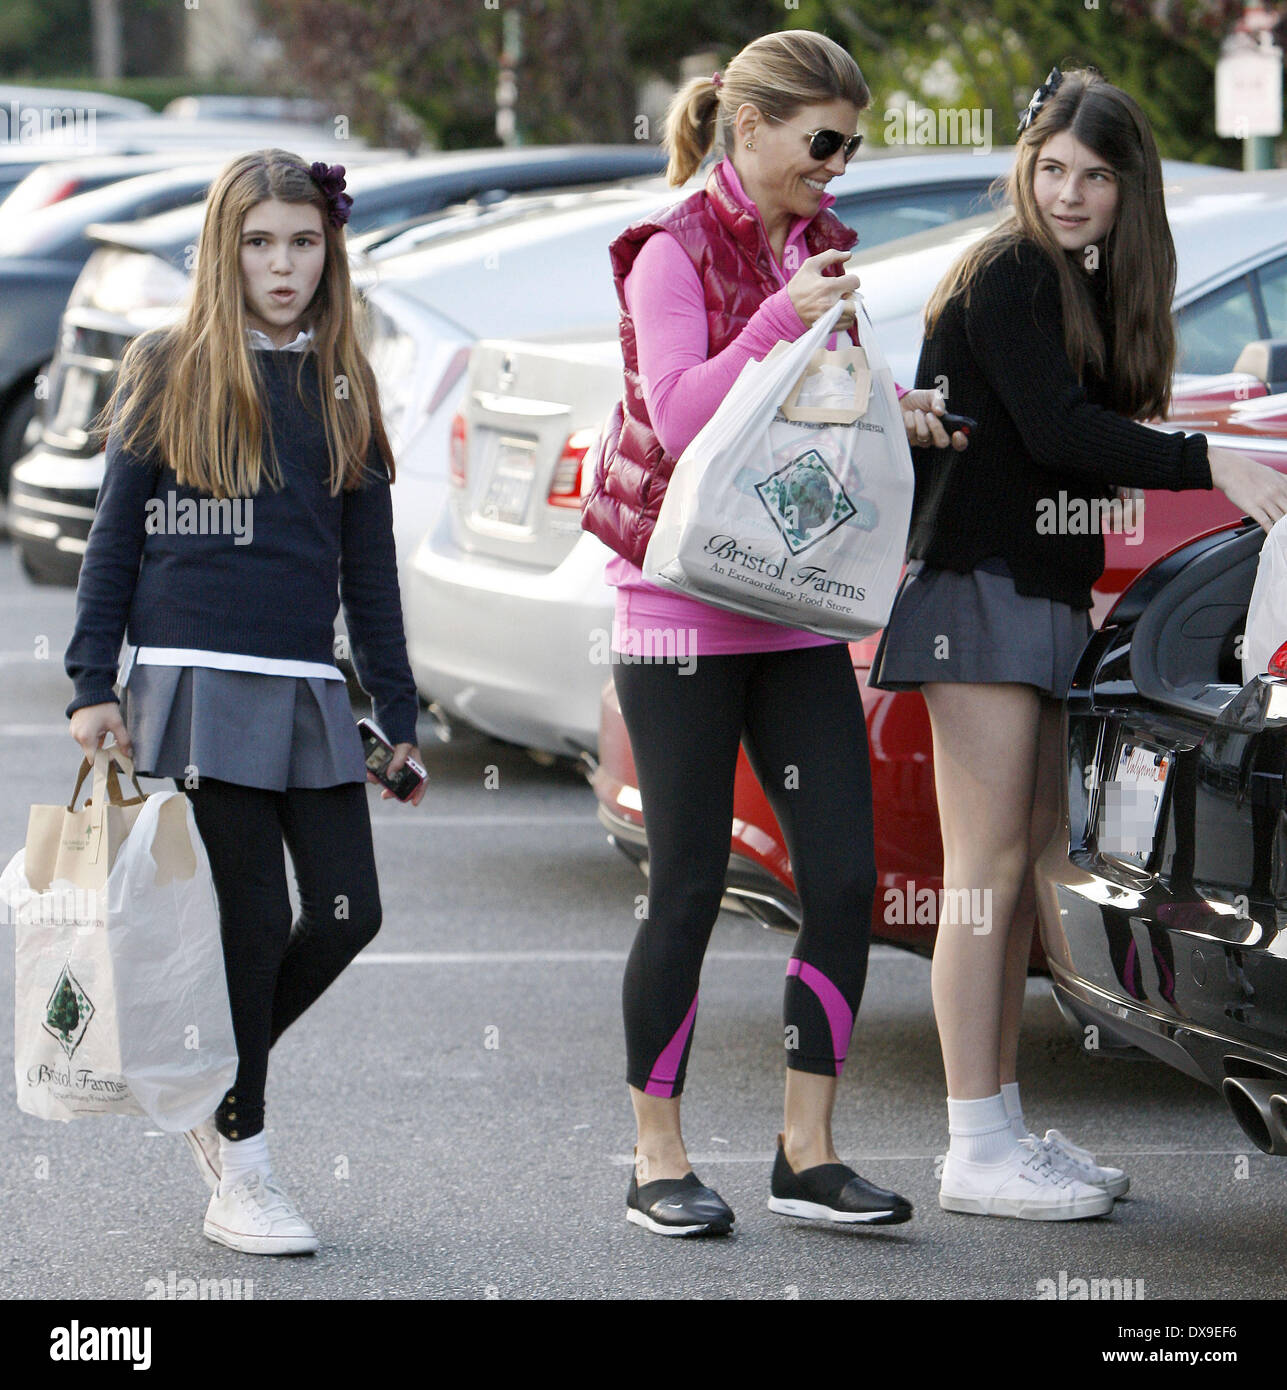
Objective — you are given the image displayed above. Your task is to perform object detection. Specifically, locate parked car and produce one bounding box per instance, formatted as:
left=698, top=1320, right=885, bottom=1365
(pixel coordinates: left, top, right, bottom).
left=6, top=147, right=670, bottom=579
left=591, top=169, right=1287, bottom=945
left=1034, top=495, right=1287, bottom=1155
left=402, top=162, right=1255, bottom=760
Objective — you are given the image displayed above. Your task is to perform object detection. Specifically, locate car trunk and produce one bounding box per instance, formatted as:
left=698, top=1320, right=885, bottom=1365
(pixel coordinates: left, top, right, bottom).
left=451, top=337, right=622, bottom=571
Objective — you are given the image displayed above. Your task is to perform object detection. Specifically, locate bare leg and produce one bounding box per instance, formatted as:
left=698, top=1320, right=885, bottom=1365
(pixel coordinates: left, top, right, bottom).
left=999, top=697, right=1065, bottom=1088
left=783, top=1070, right=841, bottom=1170
left=922, top=682, right=1042, bottom=1100
left=629, top=1087, right=691, bottom=1183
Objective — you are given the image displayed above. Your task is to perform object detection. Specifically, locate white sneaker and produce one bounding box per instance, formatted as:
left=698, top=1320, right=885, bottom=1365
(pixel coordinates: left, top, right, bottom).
left=182, top=1117, right=221, bottom=1193
left=939, top=1144, right=1114, bottom=1220
left=1033, top=1129, right=1130, bottom=1199
left=203, top=1172, right=319, bottom=1255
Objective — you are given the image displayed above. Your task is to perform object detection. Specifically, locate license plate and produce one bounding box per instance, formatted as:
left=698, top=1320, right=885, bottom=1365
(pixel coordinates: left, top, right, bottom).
left=477, top=437, right=536, bottom=527
left=51, top=366, right=98, bottom=435
left=1099, top=739, right=1172, bottom=865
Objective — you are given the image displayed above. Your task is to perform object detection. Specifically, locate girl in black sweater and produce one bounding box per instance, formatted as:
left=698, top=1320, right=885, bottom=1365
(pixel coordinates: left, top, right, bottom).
left=873, top=69, right=1287, bottom=1220
left=66, top=150, right=425, bottom=1255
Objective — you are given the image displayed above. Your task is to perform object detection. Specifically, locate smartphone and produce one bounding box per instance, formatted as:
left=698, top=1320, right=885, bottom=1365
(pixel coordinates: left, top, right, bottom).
left=357, top=718, right=426, bottom=801
left=938, top=411, right=978, bottom=437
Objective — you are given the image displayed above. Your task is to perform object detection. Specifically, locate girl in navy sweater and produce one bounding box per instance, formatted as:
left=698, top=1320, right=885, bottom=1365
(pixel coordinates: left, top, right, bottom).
left=65, top=149, right=424, bottom=1255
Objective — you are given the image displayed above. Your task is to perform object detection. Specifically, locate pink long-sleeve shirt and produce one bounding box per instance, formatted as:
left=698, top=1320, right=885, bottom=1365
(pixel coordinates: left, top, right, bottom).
left=607, top=157, right=842, bottom=657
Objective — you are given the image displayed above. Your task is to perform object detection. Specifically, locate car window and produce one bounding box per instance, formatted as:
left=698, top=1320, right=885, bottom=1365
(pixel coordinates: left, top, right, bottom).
left=1176, top=275, right=1264, bottom=375
left=1255, top=255, right=1287, bottom=341
left=835, top=185, right=998, bottom=251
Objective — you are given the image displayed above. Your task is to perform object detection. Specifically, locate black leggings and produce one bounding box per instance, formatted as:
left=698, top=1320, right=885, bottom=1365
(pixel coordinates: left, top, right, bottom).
left=613, top=642, right=876, bottom=1096
left=179, top=778, right=382, bottom=1139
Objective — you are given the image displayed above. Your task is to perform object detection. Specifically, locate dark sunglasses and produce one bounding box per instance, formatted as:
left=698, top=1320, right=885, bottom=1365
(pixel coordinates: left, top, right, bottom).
left=766, top=113, right=864, bottom=163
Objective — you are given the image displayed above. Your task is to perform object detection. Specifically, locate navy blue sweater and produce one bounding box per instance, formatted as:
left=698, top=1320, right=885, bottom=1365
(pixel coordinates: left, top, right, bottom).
left=65, top=350, right=420, bottom=746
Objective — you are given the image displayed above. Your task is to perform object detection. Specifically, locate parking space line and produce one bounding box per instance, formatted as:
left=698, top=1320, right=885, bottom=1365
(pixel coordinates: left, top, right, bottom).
left=355, top=949, right=787, bottom=964
left=370, top=815, right=599, bottom=826
left=355, top=946, right=917, bottom=964
left=607, top=1149, right=1258, bottom=1165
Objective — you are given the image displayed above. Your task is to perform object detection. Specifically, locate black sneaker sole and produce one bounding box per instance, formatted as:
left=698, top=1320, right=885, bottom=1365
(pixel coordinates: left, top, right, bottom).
left=769, top=1195, right=912, bottom=1225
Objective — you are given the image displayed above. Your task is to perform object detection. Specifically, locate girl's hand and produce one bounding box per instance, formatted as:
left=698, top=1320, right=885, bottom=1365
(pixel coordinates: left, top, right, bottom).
left=1208, top=448, right=1287, bottom=533
left=901, top=389, right=969, bottom=452
left=69, top=702, right=133, bottom=760
left=369, top=742, right=427, bottom=806
left=787, top=249, right=861, bottom=329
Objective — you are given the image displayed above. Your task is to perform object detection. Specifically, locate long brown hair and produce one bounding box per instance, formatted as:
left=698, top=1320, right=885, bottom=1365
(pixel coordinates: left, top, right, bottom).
left=662, top=30, right=870, bottom=187
left=924, top=69, right=1176, bottom=420
left=98, top=148, right=393, bottom=497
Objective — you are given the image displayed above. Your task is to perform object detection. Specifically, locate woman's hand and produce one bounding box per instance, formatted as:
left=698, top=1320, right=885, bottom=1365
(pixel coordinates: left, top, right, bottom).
left=901, top=389, right=969, bottom=452
left=69, top=702, right=133, bottom=759
left=369, top=742, right=428, bottom=806
left=787, top=248, right=860, bottom=329
left=1208, top=448, right=1287, bottom=533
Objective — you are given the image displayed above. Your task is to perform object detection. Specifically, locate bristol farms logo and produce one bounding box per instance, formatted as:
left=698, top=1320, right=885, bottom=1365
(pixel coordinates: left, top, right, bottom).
left=755, top=450, right=873, bottom=555
left=42, top=963, right=94, bottom=1060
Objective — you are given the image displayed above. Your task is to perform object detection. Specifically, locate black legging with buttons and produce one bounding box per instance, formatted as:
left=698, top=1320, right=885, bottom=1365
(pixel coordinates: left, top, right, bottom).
left=614, top=642, right=877, bottom=1097
left=177, top=777, right=382, bottom=1139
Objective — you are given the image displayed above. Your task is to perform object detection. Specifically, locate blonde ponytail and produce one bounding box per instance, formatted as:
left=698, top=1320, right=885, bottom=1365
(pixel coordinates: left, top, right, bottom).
left=662, top=76, right=722, bottom=186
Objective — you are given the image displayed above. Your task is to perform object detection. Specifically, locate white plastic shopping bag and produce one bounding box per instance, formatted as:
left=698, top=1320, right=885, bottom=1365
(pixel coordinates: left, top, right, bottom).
left=2, top=748, right=237, bottom=1129
left=1243, top=513, right=1287, bottom=683
left=643, top=296, right=915, bottom=640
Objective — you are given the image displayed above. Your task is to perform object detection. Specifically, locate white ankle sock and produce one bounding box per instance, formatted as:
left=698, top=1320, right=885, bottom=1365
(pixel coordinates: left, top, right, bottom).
left=1000, top=1082, right=1028, bottom=1141
left=947, top=1093, right=1020, bottom=1165
left=218, top=1132, right=272, bottom=1196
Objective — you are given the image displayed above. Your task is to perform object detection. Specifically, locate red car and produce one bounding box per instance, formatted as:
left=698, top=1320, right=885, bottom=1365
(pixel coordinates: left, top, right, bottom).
left=592, top=369, right=1287, bottom=957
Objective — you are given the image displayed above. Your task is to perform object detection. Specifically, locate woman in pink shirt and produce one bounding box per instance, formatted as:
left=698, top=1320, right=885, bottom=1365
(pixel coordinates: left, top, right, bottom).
left=582, top=30, right=965, bottom=1237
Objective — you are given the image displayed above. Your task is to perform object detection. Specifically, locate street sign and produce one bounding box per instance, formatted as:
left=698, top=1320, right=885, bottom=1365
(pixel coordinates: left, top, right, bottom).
left=1216, top=38, right=1284, bottom=139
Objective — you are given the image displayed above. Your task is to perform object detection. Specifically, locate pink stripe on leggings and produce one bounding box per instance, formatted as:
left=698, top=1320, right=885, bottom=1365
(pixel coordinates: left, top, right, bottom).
left=644, top=993, right=698, bottom=1097
left=786, top=959, right=853, bottom=1076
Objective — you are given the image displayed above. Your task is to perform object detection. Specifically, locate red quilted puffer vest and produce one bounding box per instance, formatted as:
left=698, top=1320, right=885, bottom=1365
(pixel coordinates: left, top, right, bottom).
left=580, top=158, right=859, bottom=568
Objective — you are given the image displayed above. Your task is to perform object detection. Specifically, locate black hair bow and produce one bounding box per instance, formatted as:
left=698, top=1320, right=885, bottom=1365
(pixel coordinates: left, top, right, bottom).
left=1018, top=67, right=1063, bottom=134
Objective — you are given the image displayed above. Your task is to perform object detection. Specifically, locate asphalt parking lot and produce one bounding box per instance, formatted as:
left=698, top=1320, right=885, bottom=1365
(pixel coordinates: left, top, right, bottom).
left=0, top=540, right=1282, bottom=1309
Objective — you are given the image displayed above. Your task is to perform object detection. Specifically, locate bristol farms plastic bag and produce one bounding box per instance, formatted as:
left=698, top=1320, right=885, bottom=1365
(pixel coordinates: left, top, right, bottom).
left=2, top=749, right=237, bottom=1129
left=643, top=295, right=914, bottom=640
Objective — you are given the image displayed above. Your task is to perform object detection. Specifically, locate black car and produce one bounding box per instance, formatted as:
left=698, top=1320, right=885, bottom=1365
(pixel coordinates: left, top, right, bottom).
left=1037, top=517, right=1287, bottom=1156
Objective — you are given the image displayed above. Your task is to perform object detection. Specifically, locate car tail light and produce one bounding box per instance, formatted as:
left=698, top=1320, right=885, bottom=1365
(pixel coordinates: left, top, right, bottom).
left=1269, top=642, right=1287, bottom=677
left=547, top=427, right=598, bottom=508
left=449, top=412, right=468, bottom=487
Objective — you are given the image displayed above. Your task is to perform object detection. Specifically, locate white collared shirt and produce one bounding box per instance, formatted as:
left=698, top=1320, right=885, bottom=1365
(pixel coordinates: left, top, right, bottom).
left=246, top=324, right=315, bottom=352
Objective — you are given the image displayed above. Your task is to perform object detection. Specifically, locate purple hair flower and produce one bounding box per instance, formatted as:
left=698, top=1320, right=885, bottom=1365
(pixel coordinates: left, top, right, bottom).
left=309, top=161, right=354, bottom=229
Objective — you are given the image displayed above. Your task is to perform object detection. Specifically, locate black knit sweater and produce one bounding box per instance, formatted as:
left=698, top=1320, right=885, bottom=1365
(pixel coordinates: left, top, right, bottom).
left=907, top=238, right=1213, bottom=609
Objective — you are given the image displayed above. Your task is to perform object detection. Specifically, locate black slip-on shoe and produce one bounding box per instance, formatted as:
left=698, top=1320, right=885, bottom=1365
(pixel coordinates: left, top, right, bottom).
left=626, top=1171, right=736, bottom=1237
left=768, top=1134, right=912, bottom=1225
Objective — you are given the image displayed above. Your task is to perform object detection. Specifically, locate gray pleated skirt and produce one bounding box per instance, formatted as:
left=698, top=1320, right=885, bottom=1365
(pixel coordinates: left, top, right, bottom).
left=870, top=557, right=1094, bottom=699
left=119, top=663, right=367, bottom=791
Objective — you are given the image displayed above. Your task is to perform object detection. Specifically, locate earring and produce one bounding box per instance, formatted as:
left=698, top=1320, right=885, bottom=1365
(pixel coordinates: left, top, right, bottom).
left=745, top=141, right=755, bottom=150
